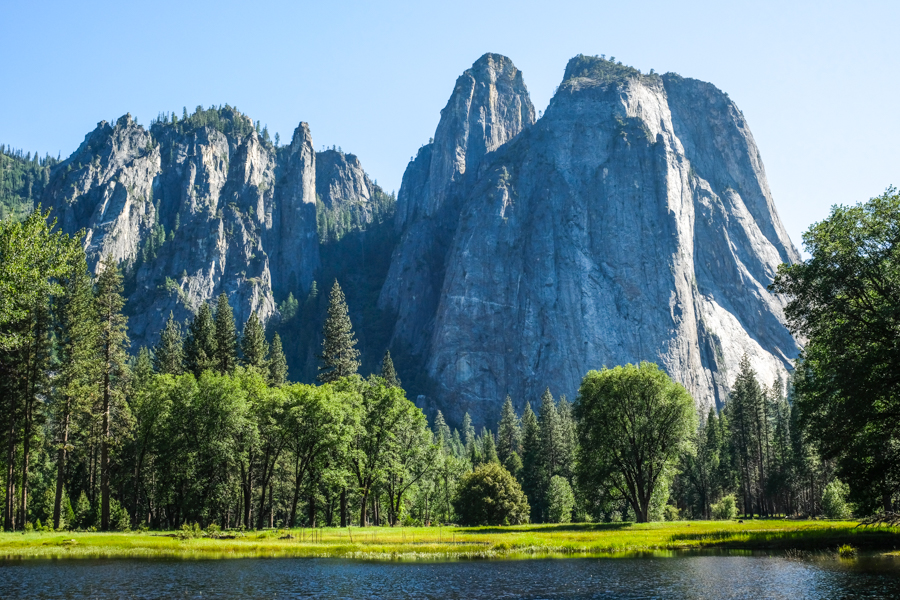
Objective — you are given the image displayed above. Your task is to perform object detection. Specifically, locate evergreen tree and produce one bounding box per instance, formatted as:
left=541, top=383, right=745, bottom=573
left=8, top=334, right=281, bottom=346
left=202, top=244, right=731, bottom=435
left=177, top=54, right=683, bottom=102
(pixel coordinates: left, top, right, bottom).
left=520, top=402, right=543, bottom=521
left=480, top=427, right=499, bottom=464
left=539, top=388, right=563, bottom=482
left=496, top=396, right=521, bottom=465
left=132, top=347, right=154, bottom=391
left=381, top=350, right=400, bottom=388
left=268, top=332, right=288, bottom=386
left=432, top=410, right=453, bottom=450
left=318, top=280, right=359, bottom=382
left=52, top=253, right=99, bottom=529
left=95, top=254, right=130, bottom=531
left=213, top=292, right=237, bottom=374
left=154, top=312, right=183, bottom=375
left=240, top=312, right=269, bottom=371
left=183, top=302, right=216, bottom=377
left=462, top=412, right=476, bottom=450
left=556, top=395, right=577, bottom=481
left=727, top=354, right=766, bottom=517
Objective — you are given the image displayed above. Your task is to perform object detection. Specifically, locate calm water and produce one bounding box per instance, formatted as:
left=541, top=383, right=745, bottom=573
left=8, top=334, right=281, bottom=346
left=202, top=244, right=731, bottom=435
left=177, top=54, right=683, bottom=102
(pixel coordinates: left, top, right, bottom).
left=1, top=555, right=899, bottom=599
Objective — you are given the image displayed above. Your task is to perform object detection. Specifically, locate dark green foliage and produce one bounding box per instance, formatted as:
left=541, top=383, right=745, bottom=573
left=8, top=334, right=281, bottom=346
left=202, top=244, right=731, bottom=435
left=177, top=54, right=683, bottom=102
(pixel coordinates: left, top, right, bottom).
left=153, top=312, right=183, bottom=375
left=520, top=403, right=542, bottom=521
left=317, top=280, right=359, bottom=383
left=240, top=312, right=268, bottom=372
left=279, top=292, right=298, bottom=322
left=0, top=146, right=59, bottom=221
left=771, top=188, right=900, bottom=514
left=316, top=186, right=396, bottom=244
left=496, top=396, right=521, bottom=466
left=576, top=362, right=696, bottom=523
left=150, top=105, right=255, bottom=140
left=453, top=462, right=530, bottom=526
left=548, top=475, right=575, bottom=523
left=562, top=54, right=651, bottom=86
left=213, top=293, right=237, bottom=375
left=268, top=333, right=288, bottom=386
left=183, top=303, right=216, bottom=377
left=94, top=254, right=131, bottom=531
left=380, top=350, right=400, bottom=388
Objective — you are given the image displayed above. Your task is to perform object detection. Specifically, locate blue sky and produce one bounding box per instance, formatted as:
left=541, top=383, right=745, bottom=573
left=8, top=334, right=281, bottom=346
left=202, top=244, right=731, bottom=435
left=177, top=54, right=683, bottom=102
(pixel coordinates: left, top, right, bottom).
left=2, top=0, right=897, bottom=250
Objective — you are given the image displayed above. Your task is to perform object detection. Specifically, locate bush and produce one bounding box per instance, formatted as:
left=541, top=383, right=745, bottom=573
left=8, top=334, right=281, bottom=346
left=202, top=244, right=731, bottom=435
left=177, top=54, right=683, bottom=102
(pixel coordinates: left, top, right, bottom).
left=109, top=498, right=131, bottom=531
left=711, top=494, right=737, bottom=520
left=547, top=476, right=575, bottom=523
left=664, top=505, right=681, bottom=521
left=822, top=479, right=852, bottom=519
left=453, top=462, right=530, bottom=526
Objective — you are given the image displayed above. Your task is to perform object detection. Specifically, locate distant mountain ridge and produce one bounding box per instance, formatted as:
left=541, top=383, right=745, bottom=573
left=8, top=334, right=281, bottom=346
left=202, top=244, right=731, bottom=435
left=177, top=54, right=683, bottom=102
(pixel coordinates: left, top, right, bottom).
left=32, top=53, right=800, bottom=427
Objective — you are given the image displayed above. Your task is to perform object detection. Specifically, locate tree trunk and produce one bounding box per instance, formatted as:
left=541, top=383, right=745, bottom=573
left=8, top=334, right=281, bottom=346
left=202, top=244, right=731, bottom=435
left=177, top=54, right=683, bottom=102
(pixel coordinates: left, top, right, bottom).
left=100, top=360, right=111, bottom=531
left=4, top=406, right=17, bottom=530
left=308, top=493, right=316, bottom=528
left=53, top=395, right=72, bottom=530
left=360, top=487, right=369, bottom=527
left=340, top=488, right=347, bottom=527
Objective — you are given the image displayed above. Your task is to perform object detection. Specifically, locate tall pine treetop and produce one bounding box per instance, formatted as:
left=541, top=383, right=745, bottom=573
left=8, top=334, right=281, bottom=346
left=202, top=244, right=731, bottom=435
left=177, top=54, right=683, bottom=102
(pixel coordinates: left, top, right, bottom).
left=268, top=332, right=288, bottom=387
left=381, top=350, right=400, bottom=388
left=318, top=280, right=359, bottom=383
left=154, top=311, right=183, bottom=375
left=184, top=302, right=216, bottom=377
left=213, top=292, right=237, bottom=374
left=240, top=312, right=269, bottom=371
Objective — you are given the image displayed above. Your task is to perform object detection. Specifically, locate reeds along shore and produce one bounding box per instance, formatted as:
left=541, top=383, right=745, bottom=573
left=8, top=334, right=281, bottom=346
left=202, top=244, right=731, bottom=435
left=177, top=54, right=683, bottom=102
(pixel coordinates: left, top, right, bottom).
left=1, top=521, right=898, bottom=560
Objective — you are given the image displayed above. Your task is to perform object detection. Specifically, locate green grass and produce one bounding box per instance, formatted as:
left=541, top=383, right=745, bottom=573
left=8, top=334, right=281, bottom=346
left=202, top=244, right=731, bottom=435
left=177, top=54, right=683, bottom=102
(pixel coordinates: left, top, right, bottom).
left=1, top=521, right=897, bottom=561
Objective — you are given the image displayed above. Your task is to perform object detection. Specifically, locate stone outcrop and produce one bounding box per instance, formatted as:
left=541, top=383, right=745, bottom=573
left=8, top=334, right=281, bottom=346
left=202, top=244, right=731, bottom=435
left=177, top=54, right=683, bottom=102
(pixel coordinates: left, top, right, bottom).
left=44, top=108, right=319, bottom=346
left=382, top=54, right=800, bottom=425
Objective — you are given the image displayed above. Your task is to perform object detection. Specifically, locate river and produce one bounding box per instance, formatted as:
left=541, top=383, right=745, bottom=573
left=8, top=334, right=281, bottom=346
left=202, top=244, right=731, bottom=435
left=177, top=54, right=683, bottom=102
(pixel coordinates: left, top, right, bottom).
left=1, top=554, right=899, bottom=599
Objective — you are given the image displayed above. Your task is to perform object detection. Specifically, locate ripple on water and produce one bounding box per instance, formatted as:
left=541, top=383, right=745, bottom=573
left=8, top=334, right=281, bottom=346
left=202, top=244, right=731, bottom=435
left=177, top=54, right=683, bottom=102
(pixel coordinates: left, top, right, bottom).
left=0, top=555, right=899, bottom=599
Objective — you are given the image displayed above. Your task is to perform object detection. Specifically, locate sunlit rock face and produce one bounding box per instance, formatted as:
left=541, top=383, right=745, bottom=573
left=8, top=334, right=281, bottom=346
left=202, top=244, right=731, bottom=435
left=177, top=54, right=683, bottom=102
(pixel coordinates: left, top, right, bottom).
left=382, top=54, right=799, bottom=425
left=44, top=111, right=319, bottom=346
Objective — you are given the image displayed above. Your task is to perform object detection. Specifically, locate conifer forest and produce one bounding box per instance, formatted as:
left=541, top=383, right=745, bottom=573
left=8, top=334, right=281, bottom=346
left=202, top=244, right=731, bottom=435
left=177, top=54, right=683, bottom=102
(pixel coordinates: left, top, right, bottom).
left=2, top=189, right=898, bottom=533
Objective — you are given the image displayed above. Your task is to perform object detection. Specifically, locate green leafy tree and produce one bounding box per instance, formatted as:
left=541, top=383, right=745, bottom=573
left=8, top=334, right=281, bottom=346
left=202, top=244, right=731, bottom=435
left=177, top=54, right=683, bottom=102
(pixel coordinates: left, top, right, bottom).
left=575, top=362, right=696, bottom=523
left=154, top=312, right=184, bottom=375
left=183, top=302, right=216, bottom=377
left=240, top=312, right=268, bottom=372
left=770, top=188, right=900, bottom=513
left=94, top=254, right=131, bottom=530
left=822, top=479, right=852, bottom=519
left=318, top=280, right=359, bottom=383
left=213, top=292, right=237, bottom=374
left=453, top=462, right=530, bottom=526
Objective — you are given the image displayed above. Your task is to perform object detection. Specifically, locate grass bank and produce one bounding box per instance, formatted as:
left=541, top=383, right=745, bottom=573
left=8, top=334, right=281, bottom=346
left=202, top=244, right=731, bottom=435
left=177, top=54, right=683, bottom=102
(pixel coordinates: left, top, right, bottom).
left=1, top=520, right=898, bottom=560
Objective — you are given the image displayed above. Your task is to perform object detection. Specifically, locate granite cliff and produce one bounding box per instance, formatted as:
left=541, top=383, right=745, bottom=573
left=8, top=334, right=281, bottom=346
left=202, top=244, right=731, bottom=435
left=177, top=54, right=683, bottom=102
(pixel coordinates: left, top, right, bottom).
left=381, top=54, right=800, bottom=425
left=39, top=53, right=800, bottom=427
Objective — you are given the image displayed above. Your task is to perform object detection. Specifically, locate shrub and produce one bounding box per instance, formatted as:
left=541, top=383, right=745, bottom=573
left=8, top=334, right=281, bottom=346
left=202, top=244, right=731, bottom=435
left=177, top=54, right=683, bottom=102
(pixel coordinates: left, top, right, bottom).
left=664, top=505, right=681, bottom=521
left=711, top=494, right=737, bottom=520
left=822, top=479, right=852, bottom=519
left=547, top=476, right=575, bottom=523
left=453, top=462, right=530, bottom=526
left=838, top=544, right=857, bottom=558
left=109, top=498, right=131, bottom=531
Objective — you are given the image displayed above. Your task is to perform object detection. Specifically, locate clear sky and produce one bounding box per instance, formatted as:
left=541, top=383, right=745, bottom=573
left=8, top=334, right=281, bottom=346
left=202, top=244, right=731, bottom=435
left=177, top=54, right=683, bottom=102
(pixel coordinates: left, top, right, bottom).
left=2, top=0, right=896, bottom=251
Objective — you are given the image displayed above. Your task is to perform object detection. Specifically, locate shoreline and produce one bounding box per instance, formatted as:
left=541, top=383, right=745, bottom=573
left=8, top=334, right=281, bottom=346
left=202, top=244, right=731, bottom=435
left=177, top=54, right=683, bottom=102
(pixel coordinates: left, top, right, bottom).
left=1, top=521, right=898, bottom=561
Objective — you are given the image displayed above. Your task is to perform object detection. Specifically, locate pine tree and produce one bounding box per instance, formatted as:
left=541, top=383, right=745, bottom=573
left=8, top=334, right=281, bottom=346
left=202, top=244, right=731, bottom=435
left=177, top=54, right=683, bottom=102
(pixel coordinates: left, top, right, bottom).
left=52, top=253, right=99, bottom=529
left=520, top=402, right=543, bottom=521
left=268, top=332, right=288, bottom=386
left=240, top=312, right=269, bottom=371
left=480, top=427, right=499, bottom=464
left=183, top=302, right=216, bottom=377
left=318, top=280, right=359, bottom=382
left=381, top=350, right=400, bottom=388
left=153, top=312, right=183, bottom=375
left=539, top=388, right=563, bottom=480
left=133, top=347, right=154, bottom=391
left=213, top=292, right=237, bottom=374
left=556, top=395, right=577, bottom=482
left=496, top=396, right=521, bottom=465
left=433, top=410, right=452, bottom=449
left=95, top=254, right=130, bottom=531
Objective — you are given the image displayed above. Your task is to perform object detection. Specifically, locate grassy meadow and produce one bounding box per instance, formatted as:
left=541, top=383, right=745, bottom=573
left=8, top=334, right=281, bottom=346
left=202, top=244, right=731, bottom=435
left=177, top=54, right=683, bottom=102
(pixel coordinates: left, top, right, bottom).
left=1, top=520, right=898, bottom=561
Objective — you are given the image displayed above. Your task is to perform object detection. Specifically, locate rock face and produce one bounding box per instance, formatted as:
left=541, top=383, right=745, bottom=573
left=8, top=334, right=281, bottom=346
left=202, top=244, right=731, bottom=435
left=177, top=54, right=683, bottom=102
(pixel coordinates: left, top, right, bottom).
left=44, top=108, right=319, bottom=345
left=40, top=53, right=801, bottom=429
left=315, top=149, right=395, bottom=243
left=382, top=54, right=800, bottom=425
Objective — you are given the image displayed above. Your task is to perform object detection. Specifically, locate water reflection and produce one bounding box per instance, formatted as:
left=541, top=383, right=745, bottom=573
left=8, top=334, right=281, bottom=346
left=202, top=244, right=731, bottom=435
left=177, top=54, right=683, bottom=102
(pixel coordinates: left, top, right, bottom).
left=0, top=555, right=898, bottom=599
